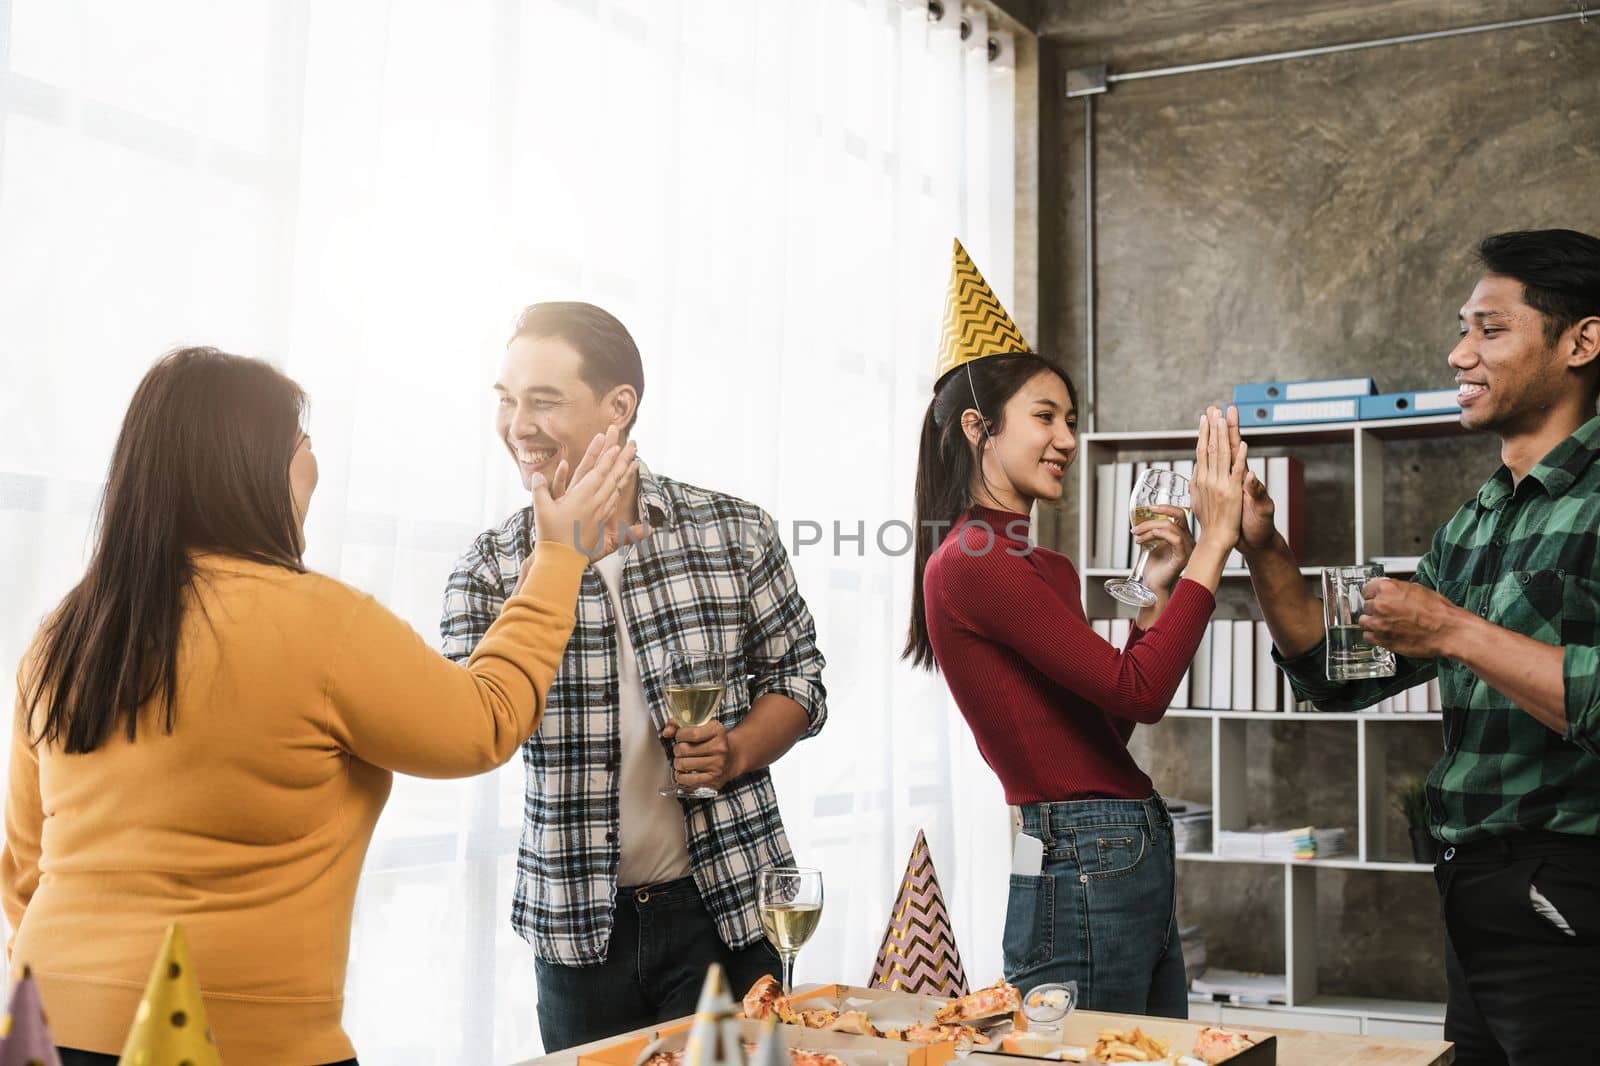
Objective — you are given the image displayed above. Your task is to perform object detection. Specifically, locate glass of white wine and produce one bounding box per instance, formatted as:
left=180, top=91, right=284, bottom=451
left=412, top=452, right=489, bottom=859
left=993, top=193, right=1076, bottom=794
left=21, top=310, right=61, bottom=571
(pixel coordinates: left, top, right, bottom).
left=1104, top=468, right=1191, bottom=608
left=658, top=645, right=728, bottom=800
left=758, top=865, right=823, bottom=996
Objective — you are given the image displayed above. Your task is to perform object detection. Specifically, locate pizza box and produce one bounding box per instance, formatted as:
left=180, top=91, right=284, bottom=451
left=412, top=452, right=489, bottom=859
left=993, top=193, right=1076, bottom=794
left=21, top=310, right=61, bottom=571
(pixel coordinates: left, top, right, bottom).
left=576, top=1015, right=937, bottom=1066
left=784, top=983, right=1026, bottom=1037
left=970, top=1009, right=1275, bottom=1065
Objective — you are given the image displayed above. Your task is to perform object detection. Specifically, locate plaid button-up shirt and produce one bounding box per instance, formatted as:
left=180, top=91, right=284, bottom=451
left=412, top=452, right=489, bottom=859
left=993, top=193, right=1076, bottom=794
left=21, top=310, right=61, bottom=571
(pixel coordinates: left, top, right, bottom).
left=1278, top=415, right=1600, bottom=844
left=440, top=462, right=827, bottom=965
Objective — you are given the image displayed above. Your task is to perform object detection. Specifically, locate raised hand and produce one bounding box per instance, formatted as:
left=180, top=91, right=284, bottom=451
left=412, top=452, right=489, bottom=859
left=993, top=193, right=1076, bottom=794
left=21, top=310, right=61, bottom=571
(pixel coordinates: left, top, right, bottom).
left=1225, top=405, right=1276, bottom=553
left=531, top=427, right=643, bottom=560
left=1190, top=405, right=1247, bottom=555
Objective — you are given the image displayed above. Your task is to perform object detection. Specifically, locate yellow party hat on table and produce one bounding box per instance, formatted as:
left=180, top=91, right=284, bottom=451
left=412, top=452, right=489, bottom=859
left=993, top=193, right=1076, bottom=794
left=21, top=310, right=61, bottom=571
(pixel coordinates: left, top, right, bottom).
left=118, top=924, right=222, bottom=1066
left=933, top=238, right=1031, bottom=389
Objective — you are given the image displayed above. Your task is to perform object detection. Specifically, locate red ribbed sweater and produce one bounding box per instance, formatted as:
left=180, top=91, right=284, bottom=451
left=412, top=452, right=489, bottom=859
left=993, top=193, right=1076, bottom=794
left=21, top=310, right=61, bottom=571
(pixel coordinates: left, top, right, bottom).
left=923, top=507, right=1215, bottom=804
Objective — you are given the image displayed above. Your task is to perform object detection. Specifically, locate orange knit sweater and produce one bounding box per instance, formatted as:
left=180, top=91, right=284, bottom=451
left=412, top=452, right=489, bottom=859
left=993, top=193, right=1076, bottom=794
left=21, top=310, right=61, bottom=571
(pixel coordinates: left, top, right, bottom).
left=2, top=543, right=587, bottom=1064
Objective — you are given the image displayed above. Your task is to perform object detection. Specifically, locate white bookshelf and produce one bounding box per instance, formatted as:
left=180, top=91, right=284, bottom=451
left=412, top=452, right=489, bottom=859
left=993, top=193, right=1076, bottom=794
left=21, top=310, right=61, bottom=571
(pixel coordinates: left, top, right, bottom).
left=1077, top=412, right=1465, bottom=1039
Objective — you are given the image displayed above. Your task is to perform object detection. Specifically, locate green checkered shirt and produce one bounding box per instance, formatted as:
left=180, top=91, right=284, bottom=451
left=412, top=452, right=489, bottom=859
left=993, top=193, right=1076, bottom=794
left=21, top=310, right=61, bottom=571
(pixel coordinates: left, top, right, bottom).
left=1277, top=414, right=1600, bottom=844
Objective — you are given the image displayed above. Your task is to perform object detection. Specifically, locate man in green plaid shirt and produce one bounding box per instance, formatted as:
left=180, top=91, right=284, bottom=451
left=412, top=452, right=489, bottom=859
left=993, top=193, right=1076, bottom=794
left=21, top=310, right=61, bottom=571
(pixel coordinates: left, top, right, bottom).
left=1238, top=230, right=1600, bottom=1066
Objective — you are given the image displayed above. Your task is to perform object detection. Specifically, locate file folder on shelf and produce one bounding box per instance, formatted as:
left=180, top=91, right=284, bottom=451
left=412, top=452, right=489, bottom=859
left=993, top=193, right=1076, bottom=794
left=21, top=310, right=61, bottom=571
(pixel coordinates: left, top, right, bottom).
left=1358, top=388, right=1461, bottom=420
left=1232, top=376, right=1376, bottom=404
left=1237, top=397, right=1360, bottom=426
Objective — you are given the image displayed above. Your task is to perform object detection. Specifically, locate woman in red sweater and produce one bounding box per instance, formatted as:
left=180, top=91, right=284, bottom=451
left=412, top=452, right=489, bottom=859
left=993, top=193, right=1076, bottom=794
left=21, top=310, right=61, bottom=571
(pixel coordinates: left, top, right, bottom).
left=905, top=353, right=1245, bottom=1017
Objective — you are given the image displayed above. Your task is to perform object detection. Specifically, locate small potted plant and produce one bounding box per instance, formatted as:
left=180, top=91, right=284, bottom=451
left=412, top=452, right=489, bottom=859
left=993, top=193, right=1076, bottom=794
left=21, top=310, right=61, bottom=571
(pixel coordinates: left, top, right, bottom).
left=1393, top=777, right=1438, bottom=863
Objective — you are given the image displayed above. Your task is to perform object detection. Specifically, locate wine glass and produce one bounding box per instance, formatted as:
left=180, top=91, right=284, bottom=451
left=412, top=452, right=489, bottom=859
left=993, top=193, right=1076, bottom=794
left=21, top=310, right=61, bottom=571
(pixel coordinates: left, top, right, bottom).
left=658, top=644, right=728, bottom=800
left=1104, top=468, right=1191, bottom=607
left=758, top=866, right=823, bottom=996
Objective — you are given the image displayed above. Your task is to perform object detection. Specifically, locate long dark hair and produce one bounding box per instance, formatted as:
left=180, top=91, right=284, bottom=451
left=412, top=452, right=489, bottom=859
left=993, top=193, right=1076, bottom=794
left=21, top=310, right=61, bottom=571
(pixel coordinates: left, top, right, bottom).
left=903, top=354, right=1077, bottom=670
left=24, top=347, right=309, bottom=754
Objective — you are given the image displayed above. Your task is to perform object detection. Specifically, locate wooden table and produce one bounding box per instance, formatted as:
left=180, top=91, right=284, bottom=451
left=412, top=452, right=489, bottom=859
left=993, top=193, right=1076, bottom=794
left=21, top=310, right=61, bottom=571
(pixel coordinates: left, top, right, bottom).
left=512, top=1006, right=1453, bottom=1066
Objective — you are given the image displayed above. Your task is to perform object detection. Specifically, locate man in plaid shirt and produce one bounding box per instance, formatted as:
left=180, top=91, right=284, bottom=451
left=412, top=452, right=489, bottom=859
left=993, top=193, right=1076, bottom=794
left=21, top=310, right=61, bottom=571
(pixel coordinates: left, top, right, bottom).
left=440, top=302, right=827, bottom=1051
left=1238, top=230, right=1600, bottom=1066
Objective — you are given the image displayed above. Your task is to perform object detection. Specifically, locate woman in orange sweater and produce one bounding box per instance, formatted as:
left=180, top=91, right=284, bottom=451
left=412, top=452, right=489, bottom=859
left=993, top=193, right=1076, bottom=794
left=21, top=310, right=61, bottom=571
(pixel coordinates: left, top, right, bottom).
left=2, top=347, right=640, bottom=1065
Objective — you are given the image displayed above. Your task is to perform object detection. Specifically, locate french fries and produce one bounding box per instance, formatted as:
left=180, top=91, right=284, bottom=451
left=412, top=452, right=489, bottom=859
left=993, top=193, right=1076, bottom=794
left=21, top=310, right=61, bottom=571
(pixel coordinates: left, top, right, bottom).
left=1090, top=1027, right=1171, bottom=1063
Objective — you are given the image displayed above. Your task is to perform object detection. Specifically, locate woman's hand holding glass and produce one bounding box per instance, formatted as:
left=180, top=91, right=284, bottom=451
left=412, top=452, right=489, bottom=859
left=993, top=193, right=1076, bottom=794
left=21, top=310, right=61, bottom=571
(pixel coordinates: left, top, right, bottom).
left=1132, top=503, right=1196, bottom=593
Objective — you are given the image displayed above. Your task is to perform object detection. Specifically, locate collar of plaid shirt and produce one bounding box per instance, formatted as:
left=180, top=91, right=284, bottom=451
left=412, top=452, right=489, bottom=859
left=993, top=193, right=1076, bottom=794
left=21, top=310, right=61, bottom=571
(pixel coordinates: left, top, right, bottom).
left=1276, top=414, right=1600, bottom=844
left=439, top=461, right=828, bottom=964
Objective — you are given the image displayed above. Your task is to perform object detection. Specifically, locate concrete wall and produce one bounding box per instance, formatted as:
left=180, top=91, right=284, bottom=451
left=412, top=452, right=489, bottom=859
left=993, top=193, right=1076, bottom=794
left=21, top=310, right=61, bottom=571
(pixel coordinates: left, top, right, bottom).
left=1031, top=1, right=1599, bottom=1004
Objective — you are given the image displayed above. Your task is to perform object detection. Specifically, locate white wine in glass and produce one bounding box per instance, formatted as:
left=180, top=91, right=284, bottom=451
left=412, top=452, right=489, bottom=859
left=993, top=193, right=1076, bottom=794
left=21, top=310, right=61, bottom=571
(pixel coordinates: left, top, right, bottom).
left=1105, top=469, right=1191, bottom=608
left=758, top=866, right=823, bottom=995
left=664, top=682, right=724, bottom=729
left=659, top=646, right=727, bottom=800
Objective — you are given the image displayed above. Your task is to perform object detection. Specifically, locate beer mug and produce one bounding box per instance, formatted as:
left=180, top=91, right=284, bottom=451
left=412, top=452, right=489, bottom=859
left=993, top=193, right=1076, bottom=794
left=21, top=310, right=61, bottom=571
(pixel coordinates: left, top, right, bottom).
left=1322, top=563, right=1397, bottom=681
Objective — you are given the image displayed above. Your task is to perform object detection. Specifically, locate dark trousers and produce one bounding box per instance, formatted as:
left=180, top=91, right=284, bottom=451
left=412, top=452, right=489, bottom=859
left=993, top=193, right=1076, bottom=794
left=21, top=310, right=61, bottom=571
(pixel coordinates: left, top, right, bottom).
left=60, top=1053, right=356, bottom=1066
left=1436, top=832, right=1600, bottom=1066
left=535, top=875, right=783, bottom=1053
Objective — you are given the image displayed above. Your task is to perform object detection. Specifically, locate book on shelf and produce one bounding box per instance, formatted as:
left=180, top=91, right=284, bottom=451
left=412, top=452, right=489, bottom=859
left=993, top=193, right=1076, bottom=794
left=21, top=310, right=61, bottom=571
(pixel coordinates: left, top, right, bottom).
left=1405, top=681, right=1430, bottom=713
left=1209, top=620, right=1233, bottom=711
left=1231, top=619, right=1254, bottom=711
left=1266, top=455, right=1306, bottom=556
left=1190, top=622, right=1213, bottom=708
left=1110, top=618, right=1132, bottom=650
left=1254, top=623, right=1279, bottom=712
left=1111, top=463, right=1134, bottom=569
left=1360, top=681, right=1437, bottom=714
left=1094, top=463, right=1116, bottom=568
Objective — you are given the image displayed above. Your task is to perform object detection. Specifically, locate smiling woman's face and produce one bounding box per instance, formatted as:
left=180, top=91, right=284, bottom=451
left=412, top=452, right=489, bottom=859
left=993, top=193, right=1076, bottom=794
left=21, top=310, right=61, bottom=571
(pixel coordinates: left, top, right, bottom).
left=969, top=369, right=1078, bottom=510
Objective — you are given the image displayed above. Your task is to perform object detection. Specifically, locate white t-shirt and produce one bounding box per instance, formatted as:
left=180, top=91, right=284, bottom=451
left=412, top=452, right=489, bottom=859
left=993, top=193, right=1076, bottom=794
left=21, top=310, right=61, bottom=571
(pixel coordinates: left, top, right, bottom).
left=592, top=551, right=692, bottom=887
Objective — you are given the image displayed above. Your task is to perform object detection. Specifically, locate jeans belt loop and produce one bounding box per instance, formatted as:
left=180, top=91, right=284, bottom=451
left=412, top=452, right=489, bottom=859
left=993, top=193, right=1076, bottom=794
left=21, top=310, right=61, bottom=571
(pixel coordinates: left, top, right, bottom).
left=1038, top=803, right=1054, bottom=848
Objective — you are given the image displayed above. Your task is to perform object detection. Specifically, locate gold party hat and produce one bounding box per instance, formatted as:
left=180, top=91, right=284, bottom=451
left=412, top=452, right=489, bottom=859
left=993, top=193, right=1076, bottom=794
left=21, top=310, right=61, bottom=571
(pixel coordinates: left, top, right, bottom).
left=118, top=924, right=222, bottom=1066
left=933, top=238, right=1030, bottom=388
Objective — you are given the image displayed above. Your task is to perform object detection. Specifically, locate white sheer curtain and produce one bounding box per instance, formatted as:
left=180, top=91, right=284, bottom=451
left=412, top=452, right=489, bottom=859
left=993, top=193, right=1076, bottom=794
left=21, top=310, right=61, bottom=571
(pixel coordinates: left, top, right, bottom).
left=0, top=1, right=1017, bottom=1062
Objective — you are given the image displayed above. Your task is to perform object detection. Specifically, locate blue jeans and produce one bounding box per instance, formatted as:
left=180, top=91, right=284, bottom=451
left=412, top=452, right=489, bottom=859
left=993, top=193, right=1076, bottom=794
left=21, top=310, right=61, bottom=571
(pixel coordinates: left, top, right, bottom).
left=534, top=876, right=783, bottom=1053
left=1004, top=794, right=1187, bottom=1018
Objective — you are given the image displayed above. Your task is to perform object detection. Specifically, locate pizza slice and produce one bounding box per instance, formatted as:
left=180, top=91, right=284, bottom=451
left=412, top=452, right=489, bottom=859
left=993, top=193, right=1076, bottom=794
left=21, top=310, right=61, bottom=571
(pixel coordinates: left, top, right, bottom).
left=795, top=1008, right=840, bottom=1029
left=1192, top=1026, right=1257, bottom=1064
left=742, top=975, right=784, bottom=1021
left=932, top=980, right=1022, bottom=1024
left=903, top=1022, right=994, bottom=1046
left=825, top=1010, right=879, bottom=1037
left=789, top=1051, right=848, bottom=1066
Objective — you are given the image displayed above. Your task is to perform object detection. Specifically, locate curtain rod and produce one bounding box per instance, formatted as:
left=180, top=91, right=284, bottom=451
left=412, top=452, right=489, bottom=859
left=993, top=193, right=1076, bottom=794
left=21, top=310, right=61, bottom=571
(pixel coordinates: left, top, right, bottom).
left=1067, top=8, right=1590, bottom=96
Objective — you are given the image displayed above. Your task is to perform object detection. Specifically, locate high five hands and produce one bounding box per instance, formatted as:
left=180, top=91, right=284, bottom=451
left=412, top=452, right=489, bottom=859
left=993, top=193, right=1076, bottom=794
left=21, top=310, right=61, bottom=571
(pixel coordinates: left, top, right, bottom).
left=1217, top=404, right=1463, bottom=659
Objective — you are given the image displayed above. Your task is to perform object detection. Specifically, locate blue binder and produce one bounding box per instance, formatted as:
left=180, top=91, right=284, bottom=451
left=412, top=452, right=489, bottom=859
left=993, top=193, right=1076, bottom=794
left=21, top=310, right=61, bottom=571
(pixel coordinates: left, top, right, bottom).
left=1233, top=377, right=1377, bottom=405
left=1359, top=389, right=1461, bottom=420
left=1237, top=396, right=1362, bottom=427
